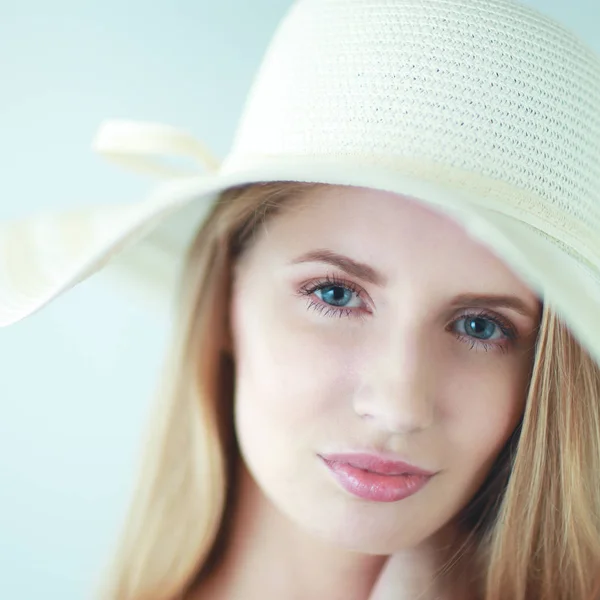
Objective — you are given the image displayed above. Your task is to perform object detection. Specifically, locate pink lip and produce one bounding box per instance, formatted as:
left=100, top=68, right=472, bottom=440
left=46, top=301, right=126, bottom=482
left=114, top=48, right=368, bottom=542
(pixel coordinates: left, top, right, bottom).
left=319, top=453, right=435, bottom=503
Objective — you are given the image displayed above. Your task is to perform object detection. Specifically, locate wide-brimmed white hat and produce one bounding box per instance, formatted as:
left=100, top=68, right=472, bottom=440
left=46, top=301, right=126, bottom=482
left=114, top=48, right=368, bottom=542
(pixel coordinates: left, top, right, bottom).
left=2, top=0, right=600, bottom=364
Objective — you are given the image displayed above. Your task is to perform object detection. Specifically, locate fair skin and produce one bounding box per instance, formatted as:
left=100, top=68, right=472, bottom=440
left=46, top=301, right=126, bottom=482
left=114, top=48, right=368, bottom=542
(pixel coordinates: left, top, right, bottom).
left=195, top=185, right=541, bottom=600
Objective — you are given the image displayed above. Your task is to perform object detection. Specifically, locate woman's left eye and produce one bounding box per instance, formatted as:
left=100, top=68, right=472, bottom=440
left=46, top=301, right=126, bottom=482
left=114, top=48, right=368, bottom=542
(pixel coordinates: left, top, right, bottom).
left=453, top=316, right=504, bottom=341
left=450, top=313, right=517, bottom=351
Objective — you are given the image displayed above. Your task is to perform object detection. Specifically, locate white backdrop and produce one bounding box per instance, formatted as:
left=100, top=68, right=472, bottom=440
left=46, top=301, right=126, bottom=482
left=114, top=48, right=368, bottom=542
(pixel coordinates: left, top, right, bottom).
left=0, top=0, right=597, bottom=598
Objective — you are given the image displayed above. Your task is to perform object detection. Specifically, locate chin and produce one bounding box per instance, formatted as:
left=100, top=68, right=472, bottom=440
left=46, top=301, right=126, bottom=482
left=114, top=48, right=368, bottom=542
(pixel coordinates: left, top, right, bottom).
left=313, top=520, right=413, bottom=555
left=290, top=502, right=430, bottom=555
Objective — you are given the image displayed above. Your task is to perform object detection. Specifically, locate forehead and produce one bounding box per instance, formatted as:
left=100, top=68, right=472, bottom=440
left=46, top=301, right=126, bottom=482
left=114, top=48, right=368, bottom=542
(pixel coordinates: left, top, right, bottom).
left=293, top=184, right=466, bottom=241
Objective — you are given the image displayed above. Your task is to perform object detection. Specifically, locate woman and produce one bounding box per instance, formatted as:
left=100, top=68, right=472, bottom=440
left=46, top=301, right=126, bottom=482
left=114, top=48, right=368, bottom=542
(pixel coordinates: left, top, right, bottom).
left=2, top=0, right=599, bottom=599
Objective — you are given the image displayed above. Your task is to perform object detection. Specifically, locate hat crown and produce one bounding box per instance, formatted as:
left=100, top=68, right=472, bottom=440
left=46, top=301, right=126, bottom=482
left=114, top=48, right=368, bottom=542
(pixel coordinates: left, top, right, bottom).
left=225, top=0, right=600, bottom=264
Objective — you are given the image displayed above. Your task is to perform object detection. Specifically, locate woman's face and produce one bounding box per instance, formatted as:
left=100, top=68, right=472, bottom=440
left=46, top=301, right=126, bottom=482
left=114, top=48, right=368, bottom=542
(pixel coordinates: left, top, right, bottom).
left=230, top=185, right=541, bottom=554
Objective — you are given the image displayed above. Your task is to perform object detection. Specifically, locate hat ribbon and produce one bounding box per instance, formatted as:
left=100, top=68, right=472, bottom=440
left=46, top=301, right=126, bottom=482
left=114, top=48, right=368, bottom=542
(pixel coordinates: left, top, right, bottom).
left=92, top=119, right=220, bottom=178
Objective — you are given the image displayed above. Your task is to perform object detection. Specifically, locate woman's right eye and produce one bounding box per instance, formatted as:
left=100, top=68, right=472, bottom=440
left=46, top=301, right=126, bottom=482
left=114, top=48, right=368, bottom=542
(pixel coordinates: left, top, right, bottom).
left=314, top=284, right=363, bottom=309
left=298, top=277, right=369, bottom=319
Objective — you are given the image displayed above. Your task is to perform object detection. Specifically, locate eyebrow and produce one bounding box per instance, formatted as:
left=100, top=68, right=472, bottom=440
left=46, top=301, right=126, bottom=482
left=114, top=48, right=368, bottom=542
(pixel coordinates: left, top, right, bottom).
left=449, top=293, right=540, bottom=321
left=289, top=249, right=388, bottom=286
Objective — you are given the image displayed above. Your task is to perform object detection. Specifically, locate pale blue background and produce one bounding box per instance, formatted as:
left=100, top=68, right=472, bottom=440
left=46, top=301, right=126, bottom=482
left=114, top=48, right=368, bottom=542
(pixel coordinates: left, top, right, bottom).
left=0, top=1, right=598, bottom=598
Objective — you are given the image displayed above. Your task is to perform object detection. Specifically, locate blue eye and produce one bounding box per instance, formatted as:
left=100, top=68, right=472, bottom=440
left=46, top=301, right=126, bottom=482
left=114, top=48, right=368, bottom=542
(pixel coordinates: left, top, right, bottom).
left=314, top=284, right=365, bottom=310
left=298, top=277, right=368, bottom=320
left=459, top=317, right=502, bottom=340
left=315, top=285, right=355, bottom=307
left=450, top=312, right=519, bottom=352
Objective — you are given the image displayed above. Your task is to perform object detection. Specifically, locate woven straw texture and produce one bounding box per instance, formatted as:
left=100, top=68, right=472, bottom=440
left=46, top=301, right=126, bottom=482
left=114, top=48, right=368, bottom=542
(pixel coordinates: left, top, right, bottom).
left=229, top=0, right=600, bottom=266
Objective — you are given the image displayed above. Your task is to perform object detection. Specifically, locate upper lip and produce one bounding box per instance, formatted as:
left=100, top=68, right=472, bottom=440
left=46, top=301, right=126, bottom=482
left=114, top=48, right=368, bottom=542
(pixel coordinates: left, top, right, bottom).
left=319, top=452, right=436, bottom=477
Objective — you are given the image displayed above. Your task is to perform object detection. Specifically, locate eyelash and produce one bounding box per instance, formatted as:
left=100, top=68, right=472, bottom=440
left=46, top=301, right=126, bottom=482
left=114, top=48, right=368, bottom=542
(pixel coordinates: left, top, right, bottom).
left=297, top=275, right=518, bottom=352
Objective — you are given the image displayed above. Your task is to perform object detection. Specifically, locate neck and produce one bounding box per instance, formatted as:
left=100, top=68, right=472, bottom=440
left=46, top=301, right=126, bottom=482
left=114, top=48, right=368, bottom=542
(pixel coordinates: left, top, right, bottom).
left=192, top=463, right=467, bottom=600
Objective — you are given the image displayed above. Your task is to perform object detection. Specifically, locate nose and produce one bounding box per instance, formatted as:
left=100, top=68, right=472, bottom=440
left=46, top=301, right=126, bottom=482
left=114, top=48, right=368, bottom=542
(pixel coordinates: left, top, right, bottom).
left=352, top=328, right=435, bottom=435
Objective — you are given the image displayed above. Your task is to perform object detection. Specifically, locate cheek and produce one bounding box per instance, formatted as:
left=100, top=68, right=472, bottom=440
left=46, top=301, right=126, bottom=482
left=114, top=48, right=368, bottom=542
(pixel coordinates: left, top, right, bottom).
left=230, top=281, right=356, bottom=457
left=442, top=356, right=529, bottom=476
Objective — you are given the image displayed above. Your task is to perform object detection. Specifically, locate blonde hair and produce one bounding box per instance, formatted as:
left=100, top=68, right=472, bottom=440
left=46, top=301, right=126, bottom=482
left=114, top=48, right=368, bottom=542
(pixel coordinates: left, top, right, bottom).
left=100, top=183, right=600, bottom=600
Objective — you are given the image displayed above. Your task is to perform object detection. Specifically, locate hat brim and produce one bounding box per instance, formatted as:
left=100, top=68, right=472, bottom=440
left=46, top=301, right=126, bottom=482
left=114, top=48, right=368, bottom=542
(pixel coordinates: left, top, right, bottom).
left=2, top=159, right=599, bottom=366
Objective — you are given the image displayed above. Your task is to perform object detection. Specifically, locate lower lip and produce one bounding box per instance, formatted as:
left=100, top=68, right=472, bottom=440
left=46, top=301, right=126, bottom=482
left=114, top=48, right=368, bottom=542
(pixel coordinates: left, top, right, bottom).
left=320, top=457, right=432, bottom=503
